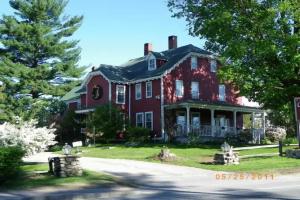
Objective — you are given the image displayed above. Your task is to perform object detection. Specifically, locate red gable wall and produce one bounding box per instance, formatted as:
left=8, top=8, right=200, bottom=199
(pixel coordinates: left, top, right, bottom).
left=163, top=57, right=241, bottom=105
left=86, top=74, right=109, bottom=107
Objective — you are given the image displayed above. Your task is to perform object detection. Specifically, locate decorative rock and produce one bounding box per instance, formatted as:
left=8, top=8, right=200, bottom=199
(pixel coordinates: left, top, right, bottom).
left=286, top=149, right=300, bottom=159
left=158, top=147, right=176, bottom=161
left=214, top=142, right=240, bottom=165
left=48, top=155, right=83, bottom=177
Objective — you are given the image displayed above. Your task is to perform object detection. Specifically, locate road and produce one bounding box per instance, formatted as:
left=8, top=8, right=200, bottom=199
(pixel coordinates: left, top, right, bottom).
left=1, top=152, right=299, bottom=200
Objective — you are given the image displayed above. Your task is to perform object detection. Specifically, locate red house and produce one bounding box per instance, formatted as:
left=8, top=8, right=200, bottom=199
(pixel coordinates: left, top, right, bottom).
left=62, top=36, right=265, bottom=140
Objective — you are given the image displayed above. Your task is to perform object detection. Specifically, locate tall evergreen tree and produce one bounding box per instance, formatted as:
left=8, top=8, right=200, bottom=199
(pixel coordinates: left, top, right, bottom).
left=0, top=0, right=84, bottom=121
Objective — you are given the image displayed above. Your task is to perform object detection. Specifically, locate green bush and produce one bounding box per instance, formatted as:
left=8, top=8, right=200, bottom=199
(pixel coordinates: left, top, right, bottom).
left=48, top=144, right=62, bottom=152
left=224, top=133, right=239, bottom=145
left=0, top=146, right=25, bottom=183
left=127, top=127, right=150, bottom=142
left=238, top=129, right=253, bottom=144
left=283, top=137, right=299, bottom=146
left=261, top=138, right=273, bottom=145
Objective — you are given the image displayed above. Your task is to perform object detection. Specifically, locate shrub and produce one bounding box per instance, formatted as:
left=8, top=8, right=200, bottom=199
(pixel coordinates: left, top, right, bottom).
left=224, top=133, right=239, bottom=146
left=0, top=146, right=25, bottom=183
left=0, top=120, right=57, bottom=155
left=238, top=129, right=252, bottom=144
left=283, top=137, right=299, bottom=146
left=261, top=138, right=273, bottom=145
left=187, top=133, right=202, bottom=145
left=48, top=144, right=62, bottom=152
left=265, top=127, right=286, bottom=142
left=127, top=127, right=150, bottom=142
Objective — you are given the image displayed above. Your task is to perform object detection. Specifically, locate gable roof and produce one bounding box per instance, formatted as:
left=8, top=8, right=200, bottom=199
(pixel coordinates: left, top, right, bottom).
left=95, top=44, right=213, bottom=82
left=61, top=86, right=86, bottom=102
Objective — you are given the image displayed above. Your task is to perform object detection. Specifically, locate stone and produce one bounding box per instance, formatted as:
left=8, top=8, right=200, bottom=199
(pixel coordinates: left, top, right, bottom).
left=286, top=149, right=300, bottom=159
left=48, top=155, right=83, bottom=177
left=214, top=142, right=239, bottom=165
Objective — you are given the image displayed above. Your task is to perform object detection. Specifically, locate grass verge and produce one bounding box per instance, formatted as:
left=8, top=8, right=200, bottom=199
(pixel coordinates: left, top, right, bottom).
left=1, top=163, right=117, bottom=190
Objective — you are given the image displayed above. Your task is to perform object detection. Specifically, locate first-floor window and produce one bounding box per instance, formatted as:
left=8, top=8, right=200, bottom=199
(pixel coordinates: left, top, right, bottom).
left=146, top=81, right=152, bottom=98
left=219, top=84, right=225, bottom=101
left=116, top=85, right=126, bottom=104
left=136, top=113, right=144, bottom=127
left=145, top=112, right=153, bottom=130
left=176, top=80, right=184, bottom=97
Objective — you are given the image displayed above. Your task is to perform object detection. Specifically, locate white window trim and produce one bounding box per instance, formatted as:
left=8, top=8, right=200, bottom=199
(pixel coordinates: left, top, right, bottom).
left=146, top=81, right=152, bottom=98
left=191, top=56, right=198, bottom=70
left=191, top=81, right=199, bottom=99
left=145, top=111, right=153, bottom=130
left=219, top=84, right=226, bottom=101
left=175, top=80, right=184, bottom=97
left=136, top=112, right=144, bottom=127
left=135, top=83, right=142, bottom=100
left=148, top=54, right=157, bottom=71
left=210, top=59, right=217, bottom=72
left=116, top=85, right=126, bottom=104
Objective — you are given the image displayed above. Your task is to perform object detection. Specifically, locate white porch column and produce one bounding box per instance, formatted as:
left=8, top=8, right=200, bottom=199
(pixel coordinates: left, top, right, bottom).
left=186, top=106, right=190, bottom=134
left=262, top=112, right=265, bottom=137
left=251, top=112, right=255, bottom=141
left=233, top=111, right=237, bottom=134
left=211, top=109, right=215, bottom=137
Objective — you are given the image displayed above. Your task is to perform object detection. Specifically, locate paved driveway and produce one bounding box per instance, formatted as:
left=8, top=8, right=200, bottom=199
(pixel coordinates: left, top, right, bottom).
left=2, top=152, right=300, bottom=200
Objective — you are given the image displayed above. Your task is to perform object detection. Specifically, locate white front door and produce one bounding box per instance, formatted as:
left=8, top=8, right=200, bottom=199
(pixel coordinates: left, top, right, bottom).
left=191, top=113, right=200, bottom=132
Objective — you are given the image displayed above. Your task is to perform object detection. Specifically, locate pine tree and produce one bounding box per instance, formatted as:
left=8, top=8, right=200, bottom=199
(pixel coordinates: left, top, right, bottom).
left=0, top=0, right=84, bottom=121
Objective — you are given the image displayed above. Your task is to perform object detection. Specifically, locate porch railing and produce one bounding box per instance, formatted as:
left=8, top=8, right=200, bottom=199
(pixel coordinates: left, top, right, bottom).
left=174, top=124, right=240, bottom=138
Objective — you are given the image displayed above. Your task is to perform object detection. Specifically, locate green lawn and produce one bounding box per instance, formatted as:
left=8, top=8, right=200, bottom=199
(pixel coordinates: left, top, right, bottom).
left=71, top=144, right=300, bottom=173
left=1, top=163, right=118, bottom=190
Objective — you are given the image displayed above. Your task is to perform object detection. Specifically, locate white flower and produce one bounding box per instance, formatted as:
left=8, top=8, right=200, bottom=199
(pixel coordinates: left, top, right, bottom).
left=0, top=120, right=57, bottom=155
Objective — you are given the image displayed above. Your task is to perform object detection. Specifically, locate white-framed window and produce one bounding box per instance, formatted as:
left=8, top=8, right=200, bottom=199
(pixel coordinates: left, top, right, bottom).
left=191, top=56, right=198, bottom=69
left=116, top=85, right=125, bottom=104
left=175, top=80, right=184, bottom=97
left=148, top=58, right=156, bottom=71
left=145, top=111, right=153, bottom=130
left=191, top=81, right=199, bottom=99
left=210, top=59, right=217, bottom=72
left=146, top=81, right=152, bottom=98
left=135, top=83, right=142, bottom=100
left=136, top=112, right=144, bottom=127
left=219, top=84, right=226, bottom=101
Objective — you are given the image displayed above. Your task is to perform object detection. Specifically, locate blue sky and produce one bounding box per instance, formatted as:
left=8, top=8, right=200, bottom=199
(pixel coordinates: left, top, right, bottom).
left=0, top=0, right=205, bottom=67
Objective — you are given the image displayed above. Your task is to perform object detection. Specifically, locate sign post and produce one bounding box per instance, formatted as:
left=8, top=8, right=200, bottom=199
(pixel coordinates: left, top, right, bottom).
left=294, top=97, right=300, bottom=147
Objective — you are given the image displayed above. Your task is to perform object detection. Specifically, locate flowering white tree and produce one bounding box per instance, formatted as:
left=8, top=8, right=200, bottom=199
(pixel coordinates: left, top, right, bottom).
left=0, top=120, right=57, bottom=155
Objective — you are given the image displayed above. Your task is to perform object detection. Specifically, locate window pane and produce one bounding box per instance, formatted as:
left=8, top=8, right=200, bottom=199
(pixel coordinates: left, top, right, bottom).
left=191, top=82, right=199, bottom=99
left=146, top=82, right=152, bottom=97
left=191, top=56, right=197, bottom=69
left=135, top=84, right=141, bottom=99
left=210, top=60, right=217, bottom=72
left=136, top=113, right=143, bottom=127
left=219, top=85, right=225, bottom=101
left=176, top=80, right=183, bottom=97
left=149, top=59, right=156, bottom=70
left=117, top=86, right=125, bottom=103
left=145, top=112, right=153, bottom=130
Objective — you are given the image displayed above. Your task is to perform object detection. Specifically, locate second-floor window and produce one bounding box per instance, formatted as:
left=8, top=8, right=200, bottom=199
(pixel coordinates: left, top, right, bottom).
left=219, top=84, right=225, bottom=101
left=191, top=82, right=199, bottom=99
left=135, top=83, right=141, bottom=100
left=116, top=85, right=125, bottom=104
left=146, top=81, right=152, bottom=98
left=176, top=80, right=184, bottom=97
left=191, top=56, right=198, bottom=69
left=210, top=59, right=217, bottom=72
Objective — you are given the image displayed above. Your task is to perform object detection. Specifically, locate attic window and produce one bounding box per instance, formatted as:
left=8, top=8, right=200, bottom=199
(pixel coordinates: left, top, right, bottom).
left=148, top=58, right=156, bottom=71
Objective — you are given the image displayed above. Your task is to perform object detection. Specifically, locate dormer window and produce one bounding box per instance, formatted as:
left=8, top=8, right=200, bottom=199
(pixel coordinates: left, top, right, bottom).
left=148, top=58, right=156, bottom=70
left=148, top=54, right=156, bottom=71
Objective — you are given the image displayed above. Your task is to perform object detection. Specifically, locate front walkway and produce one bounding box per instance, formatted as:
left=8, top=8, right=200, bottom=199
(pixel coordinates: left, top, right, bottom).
left=1, top=152, right=300, bottom=199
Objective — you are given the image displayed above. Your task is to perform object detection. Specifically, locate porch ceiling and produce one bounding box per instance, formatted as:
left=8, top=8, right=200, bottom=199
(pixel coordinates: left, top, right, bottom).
left=164, top=100, right=264, bottom=113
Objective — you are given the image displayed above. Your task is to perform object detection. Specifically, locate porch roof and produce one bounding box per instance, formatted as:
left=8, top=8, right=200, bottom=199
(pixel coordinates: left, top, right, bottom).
left=164, top=100, right=264, bottom=113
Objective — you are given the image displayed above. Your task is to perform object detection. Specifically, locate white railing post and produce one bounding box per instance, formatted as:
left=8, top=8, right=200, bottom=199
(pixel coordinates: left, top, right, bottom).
left=186, top=106, right=190, bottom=134
left=211, top=109, right=215, bottom=137
left=233, top=111, right=237, bottom=135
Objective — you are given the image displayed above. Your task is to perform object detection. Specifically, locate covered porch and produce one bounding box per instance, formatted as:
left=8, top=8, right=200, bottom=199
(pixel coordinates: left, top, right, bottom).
left=164, top=101, right=265, bottom=142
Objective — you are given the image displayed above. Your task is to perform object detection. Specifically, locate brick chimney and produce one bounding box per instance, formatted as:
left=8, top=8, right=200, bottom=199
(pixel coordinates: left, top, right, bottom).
left=168, top=35, right=177, bottom=50
left=144, top=43, right=153, bottom=56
